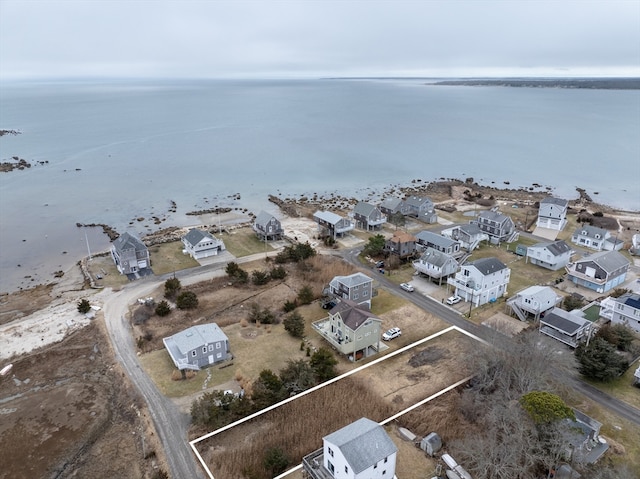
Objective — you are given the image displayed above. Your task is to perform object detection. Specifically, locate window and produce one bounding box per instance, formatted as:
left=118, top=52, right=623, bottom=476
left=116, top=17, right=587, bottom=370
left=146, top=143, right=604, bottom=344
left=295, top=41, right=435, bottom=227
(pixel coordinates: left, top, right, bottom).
left=328, top=447, right=333, bottom=457
left=202, top=347, right=207, bottom=354
left=345, top=466, right=348, bottom=473
left=363, top=290, right=369, bottom=297
left=209, top=344, right=214, bottom=352
left=191, top=350, right=197, bottom=357
left=216, top=352, right=222, bottom=359
left=384, top=457, right=388, bottom=463
left=328, top=461, right=334, bottom=474
left=216, top=342, right=221, bottom=349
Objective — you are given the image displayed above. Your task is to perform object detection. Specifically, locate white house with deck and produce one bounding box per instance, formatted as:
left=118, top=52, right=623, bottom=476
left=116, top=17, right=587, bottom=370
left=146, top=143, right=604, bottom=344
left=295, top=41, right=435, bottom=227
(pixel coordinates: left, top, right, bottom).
left=302, top=417, right=398, bottom=479
left=413, top=247, right=458, bottom=284
left=526, top=240, right=573, bottom=271
left=447, top=257, right=511, bottom=307
left=181, top=228, right=226, bottom=260
left=506, top=285, right=562, bottom=321
left=599, top=292, right=640, bottom=333
left=571, top=225, right=622, bottom=252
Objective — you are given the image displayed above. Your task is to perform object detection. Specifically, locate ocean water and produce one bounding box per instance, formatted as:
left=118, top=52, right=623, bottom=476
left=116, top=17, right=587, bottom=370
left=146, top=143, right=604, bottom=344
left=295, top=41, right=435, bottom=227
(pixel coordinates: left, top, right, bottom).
left=1, top=78, right=639, bottom=292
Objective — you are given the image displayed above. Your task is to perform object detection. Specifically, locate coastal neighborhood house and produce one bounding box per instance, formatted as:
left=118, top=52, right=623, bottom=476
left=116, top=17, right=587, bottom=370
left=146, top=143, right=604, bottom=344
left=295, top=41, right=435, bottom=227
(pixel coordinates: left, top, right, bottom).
left=571, top=225, right=623, bottom=252
left=536, top=197, right=569, bottom=231
left=539, top=307, right=593, bottom=348
left=328, top=273, right=374, bottom=308
left=526, top=240, right=573, bottom=271
left=314, top=211, right=355, bottom=240
left=162, top=323, right=230, bottom=371
left=506, top=285, right=562, bottom=321
left=401, top=195, right=437, bottom=223
left=471, top=208, right=518, bottom=244
left=351, top=202, right=387, bottom=231
left=413, top=247, right=459, bottom=284
left=448, top=257, right=511, bottom=307
left=565, top=250, right=631, bottom=294
left=314, top=300, right=382, bottom=361
left=181, top=228, right=226, bottom=260
left=302, top=417, right=398, bottom=479
left=384, top=230, right=417, bottom=259
left=600, top=292, right=640, bottom=333
left=441, top=223, right=489, bottom=252
left=379, top=197, right=403, bottom=217
left=415, top=230, right=461, bottom=256
left=253, top=210, right=283, bottom=241
left=110, top=232, right=150, bottom=275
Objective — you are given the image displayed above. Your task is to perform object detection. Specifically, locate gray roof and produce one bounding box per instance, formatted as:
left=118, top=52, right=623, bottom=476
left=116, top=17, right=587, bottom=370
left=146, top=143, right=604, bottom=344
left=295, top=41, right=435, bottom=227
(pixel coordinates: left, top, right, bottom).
left=459, top=223, right=484, bottom=235
left=314, top=210, right=344, bottom=225
left=517, top=285, right=559, bottom=304
left=469, top=257, right=507, bottom=275
left=353, top=202, right=378, bottom=217
left=324, top=418, right=397, bottom=474
left=541, top=308, right=589, bottom=335
left=573, top=225, right=608, bottom=240
left=330, top=300, right=380, bottom=331
left=575, top=250, right=630, bottom=273
left=254, top=210, right=280, bottom=228
left=530, top=240, right=572, bottom=257
left=616, top=292, right=640, bottom=310
left=415, top=230, right=457, bottom=248
left=330, top=272, right=372, bottom=289
left=540, top=197, right=568, bottom=207
left=417, top=247, right=455, bottom=268
left=477, top=209, right=512, bottom=225
left=164, top=323, right=228, bottom=355
left=113, top=232, right=147, bottom=253
left=403, top=195, right=433, bottom=208
left=379, top=197, right=403, bottom=211
left=182, top=228, right=215, bottom=247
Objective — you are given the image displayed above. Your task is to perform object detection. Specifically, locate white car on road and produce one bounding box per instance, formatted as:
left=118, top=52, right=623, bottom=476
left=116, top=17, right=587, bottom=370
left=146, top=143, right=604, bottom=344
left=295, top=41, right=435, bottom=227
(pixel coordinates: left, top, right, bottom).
left=400, top=282, right=415, bottom=292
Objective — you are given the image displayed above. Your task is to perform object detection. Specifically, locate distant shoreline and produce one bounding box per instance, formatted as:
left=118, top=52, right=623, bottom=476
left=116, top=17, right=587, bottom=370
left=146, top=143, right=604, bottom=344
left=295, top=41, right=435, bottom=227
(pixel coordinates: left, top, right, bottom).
left=431, top=78, right=640, bottom=90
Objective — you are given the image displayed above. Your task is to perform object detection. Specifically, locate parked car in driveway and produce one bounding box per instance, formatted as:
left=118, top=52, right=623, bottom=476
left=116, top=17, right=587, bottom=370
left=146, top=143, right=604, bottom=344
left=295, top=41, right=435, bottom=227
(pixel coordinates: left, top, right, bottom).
left=446, top=295, right=462, bottom=305
left=382, top=327, right=402, bottom=341
left=400, top=283, right=415, bottom=292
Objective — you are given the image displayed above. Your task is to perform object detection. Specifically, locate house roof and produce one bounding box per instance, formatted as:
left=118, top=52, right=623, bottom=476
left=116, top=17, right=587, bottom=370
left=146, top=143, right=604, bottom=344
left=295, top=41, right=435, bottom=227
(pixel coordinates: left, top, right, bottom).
left=330, top=272, right=372, bottom=289
left=353, top=202, right=378, bottom=217
left=469, top=257, right=507, bottom=275
left=415, top=230, right=457, bottom=248
left=403, top=195, right=433, bottom=208
left=540, top=197, right=568, bottom=207
left=530, top=240, right=572, bottom=257
left=616, top=292, right=640, bottom=310
left=323, top=418, right=397, bottom=474
left=112, top=232, right=147, bottom=253
left=182, top=228, right=215, bottom=247
left=573, top=225, right=608, bottom=239
left=254, top=210, right=279, bottom=228
left=164, top=323, right=228, bottom=355
left=314, top=210, right=345, bottom=225
left=389, top=231, right=417, bottom=243
left=379, top=197, right=403, bottom=211
left=574, top=250, right=630, bottom=273
left=517, top=285, right=559, bottom=304
left=417, top=247, right=456, bottom=268
left=477, top=209, right=511, bottom=224
left=459, top=223, right=484, bottom=236
left=330, top=300, right=380, bottom=331
left=541, top=308, right=589, bottom=335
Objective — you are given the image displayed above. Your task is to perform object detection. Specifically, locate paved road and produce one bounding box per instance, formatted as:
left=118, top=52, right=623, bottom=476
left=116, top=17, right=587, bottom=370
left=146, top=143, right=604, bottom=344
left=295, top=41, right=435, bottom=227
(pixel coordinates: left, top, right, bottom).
left=339, top=247, right=640, bottom=427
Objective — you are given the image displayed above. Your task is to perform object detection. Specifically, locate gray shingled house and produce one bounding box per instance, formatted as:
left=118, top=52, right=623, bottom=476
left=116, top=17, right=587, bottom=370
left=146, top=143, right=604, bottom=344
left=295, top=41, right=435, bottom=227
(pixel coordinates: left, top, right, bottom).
left=163, top=323, right=230, bottom=371
left=539, top=307, right=593, bottom=348
left=415, top=230, right=461, bottom=256
left=302, top=417, right=398, bottom=479
left=565, top=250, right=630, bottom=293
left=313, top=210, right=355, bottom=239
left=472, top=208, right=518, bottom=244
left=253, top=210, right=284, bottom=241
left=110, top=232, right=150, bottom=275
left=401, top=195, right=437, bottom=223
left=351, top=202, right=386, bottom=231
left=413, top=247, right=458, bottom=284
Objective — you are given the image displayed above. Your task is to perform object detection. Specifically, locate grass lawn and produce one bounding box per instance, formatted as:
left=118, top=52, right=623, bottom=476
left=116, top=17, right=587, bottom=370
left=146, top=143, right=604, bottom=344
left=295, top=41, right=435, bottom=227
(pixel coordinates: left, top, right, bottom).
left=86, top=255, right=130, bottom=289
left=584, top=362, right=640, bottom=410
left=372, top=289, right=408, bottom=316
left=148, top=241, right=199, bottom=276
left=222, top=228, right=274, bottom=257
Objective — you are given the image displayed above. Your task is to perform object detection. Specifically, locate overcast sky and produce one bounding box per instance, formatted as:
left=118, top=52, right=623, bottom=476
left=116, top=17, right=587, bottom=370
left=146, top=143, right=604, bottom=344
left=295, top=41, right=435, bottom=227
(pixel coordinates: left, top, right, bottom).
left=1, top=0, right=638, bottom=80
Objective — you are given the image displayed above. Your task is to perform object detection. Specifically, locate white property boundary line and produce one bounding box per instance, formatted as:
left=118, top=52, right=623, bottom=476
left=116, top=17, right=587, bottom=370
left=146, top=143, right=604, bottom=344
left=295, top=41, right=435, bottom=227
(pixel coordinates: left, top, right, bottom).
left=189, top=325, right=488, bottom=479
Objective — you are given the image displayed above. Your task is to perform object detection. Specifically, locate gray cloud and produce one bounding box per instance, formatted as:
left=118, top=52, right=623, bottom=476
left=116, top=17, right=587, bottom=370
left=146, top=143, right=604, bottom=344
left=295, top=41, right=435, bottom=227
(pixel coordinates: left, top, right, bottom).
left=1, top=0, right=638, bottom=79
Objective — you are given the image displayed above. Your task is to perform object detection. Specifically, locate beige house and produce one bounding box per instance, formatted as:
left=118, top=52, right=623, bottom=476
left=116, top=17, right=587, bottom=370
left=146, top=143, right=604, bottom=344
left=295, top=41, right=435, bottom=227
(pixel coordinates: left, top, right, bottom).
left=313, top=300, right=382, bottom=361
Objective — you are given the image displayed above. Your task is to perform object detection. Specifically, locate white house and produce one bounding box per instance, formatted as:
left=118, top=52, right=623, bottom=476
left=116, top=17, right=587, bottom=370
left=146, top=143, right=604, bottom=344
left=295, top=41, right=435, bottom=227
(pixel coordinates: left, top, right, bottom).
left=526, top=240, right=573, bottom=271
left=447, top=257, right=511, bottom=307
left=506, top=285, right=562, bottom=321
left=600, top=292, right=640, bottom=333
left=441, top=223, right=489, bottom=252
left=302, top=417, right=398, bottom=479
left=537, top=197, right=569, bottom=231
left=181, top=228, right=226, bottom=260
left=413, top=247, right=458, bottom=284
left=571, top=225, right=622, bottom=252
